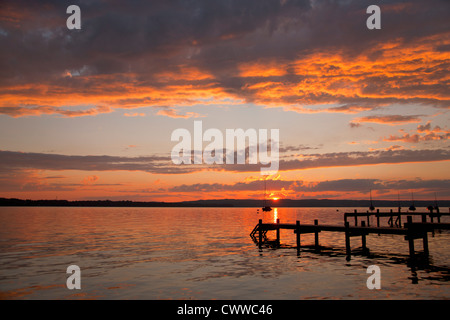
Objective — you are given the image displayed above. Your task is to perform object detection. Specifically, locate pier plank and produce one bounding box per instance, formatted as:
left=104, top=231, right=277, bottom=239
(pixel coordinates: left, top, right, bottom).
left=252, top=217, right=449, bottom=258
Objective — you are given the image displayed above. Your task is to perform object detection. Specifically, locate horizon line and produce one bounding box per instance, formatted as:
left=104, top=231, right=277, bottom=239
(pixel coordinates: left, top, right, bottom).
left=1, top=197, right=448, bottom=207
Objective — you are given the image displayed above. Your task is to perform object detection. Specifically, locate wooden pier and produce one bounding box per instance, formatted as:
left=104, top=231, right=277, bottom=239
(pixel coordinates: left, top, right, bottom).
left=344, top=208, right=448, bottom=228
left=250, top=213, right=450, bottom=259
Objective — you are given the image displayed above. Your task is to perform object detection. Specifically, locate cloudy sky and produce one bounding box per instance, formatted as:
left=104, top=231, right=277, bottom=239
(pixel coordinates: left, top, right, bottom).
left=0, top=0, right=449, bottom=201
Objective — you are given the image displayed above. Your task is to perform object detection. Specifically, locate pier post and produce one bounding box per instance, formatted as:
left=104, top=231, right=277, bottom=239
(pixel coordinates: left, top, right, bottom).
left=376, top=213, right=380, bottom=236
left=423, top=231, right=429, bottom=257
left=436, top=207, right=440, bottom=223
left=389, top=209, right=394, bottom=227
left=429, top=207, right=434, bottom=224
left=406, top=216, right=415, bottom=258
left=345, top=221, right=351, bottom=259
left=361, top=221, right=367, bottom=252
left=429, top=208, right=435, bottom=236
left=258, top=219, right=263, bottom=249
left=296, top=220, right=301, bottom=255
left=314, top=219, right=319, bottom=250
left=276, top=218, right=280, bottom=247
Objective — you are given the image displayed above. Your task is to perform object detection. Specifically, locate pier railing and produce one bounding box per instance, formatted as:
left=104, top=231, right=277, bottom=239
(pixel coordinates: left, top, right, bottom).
left=250, top=212, right=450, bottom=259
left=344, top=208, right=448, bottom=228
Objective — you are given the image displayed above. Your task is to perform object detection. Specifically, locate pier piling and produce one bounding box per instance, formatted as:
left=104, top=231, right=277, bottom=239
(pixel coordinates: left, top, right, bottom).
left=276, top=218, right=280, bottom=247
left=251, top=211, right=449, bottom=259
left=361, top=221, right=367, bottom=252
left=258, top=219, right=263, bottom=249
left=345, top=221, right=351, bottom=258
left=314, top=219, right=319, bottom=250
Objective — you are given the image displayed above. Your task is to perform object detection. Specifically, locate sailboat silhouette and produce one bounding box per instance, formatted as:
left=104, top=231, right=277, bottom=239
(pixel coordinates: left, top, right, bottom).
left=262, top=178, right=272, bottom=212
left=433, top=193, right=439, bottom=211
left=409, top=192, right=416, bottom=211
left=369, top=189, right=375, bottom=211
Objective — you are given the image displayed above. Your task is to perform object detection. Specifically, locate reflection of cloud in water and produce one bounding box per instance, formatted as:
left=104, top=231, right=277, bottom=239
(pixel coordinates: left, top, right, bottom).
left=1, top=207, right=449, bottom=299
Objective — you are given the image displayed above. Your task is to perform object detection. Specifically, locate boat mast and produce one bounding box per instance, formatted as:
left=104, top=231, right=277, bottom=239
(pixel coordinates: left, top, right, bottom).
left=264, top=178, right=267, bottom=206
left=409, top=191, right=416, bottom=211
left=369, top=189, right=375, bottom=211
left=434, top=192, right=439, bottom=211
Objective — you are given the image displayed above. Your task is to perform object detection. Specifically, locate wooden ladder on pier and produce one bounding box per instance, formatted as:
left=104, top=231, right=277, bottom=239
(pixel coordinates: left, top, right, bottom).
left=249, top=217, right=450, bottom=259
left=250, top=223, right=267, bottom=244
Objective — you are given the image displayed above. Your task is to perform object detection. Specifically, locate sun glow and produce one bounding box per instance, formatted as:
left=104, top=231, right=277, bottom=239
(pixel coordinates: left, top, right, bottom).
left=273, top=208, right=278, bottom=223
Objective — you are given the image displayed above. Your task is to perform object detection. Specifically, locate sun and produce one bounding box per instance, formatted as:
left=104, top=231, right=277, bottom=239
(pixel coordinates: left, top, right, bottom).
left=272, top=197, right=279, bottom=201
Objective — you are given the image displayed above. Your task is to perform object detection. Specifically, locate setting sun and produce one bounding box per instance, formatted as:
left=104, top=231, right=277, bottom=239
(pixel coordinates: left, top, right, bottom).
left=0, top=0, right=449, bottom=303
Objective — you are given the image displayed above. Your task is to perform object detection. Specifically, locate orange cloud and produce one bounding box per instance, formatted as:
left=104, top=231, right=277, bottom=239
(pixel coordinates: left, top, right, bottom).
left=124, top=112, right=146, bottom=117
left=353, top=115, right=423, bottom=125
left=384, top=132, right=450, bottom=143
left=0, top=104, right=112, bottom=118
left=2, top=34, right=448, bottom=118
left=238, top=36, right=450, bottom=112
left=239, top=60, right=288, bottom=77
left=82, top=175, right=99, bottom=185
left=156, top=108, right=203, bottom=119
left=0, top=73, right=229, bottom=118
left=417, top=121, right=443, bottom=133
left=384, top=122, right=450, bottom=143
left=155, top=66, right=214, bottom=81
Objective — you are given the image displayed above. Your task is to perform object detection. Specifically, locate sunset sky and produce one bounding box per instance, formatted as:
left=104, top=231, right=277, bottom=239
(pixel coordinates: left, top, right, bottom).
left=0, top=0, right=449, bottom=202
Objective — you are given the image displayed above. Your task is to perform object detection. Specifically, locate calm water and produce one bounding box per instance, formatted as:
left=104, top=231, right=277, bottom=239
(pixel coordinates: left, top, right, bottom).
left=0, top=206, right=449, bottom=300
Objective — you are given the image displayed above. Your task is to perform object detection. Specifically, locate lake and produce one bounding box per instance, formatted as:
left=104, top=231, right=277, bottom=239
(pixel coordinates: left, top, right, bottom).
left=0, top=206, right=449, bottom=299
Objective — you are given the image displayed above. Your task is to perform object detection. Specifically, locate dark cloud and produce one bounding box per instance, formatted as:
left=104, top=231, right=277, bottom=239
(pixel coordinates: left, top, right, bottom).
left=2, top=161, right=447, bottom=196
left=293, top=179, right=381, bottom=192
left=1, top=0, right=449, bottom=114
left=168, top=179, right=293, bottom=193
left=0, top=105, right=112, bottom=117
left=417, top=121, right=443, bottom=133
left=277, top=149, right=450, bottom=171
left=383, top=121, right=450, bottom=143
left=0, top=150, right=189, bottom=174
left=384, top=131, right=450, bottom=143
left=0, top=0, right=311, bottom=82
left=349, top=122, right=362, bottom=128
left=1, top=148, right=448, bottom=175
left=279, top=144, right=321, bottom=153
left=0, top=167, right=123, bottom=192
left=354, top=114, right=424, bottom=125
left=166, top=177, right=450, bottom=196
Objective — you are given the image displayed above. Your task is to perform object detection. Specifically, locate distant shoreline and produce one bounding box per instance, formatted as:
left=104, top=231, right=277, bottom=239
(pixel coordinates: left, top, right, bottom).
left=1, top=197, right=449, bottom=208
